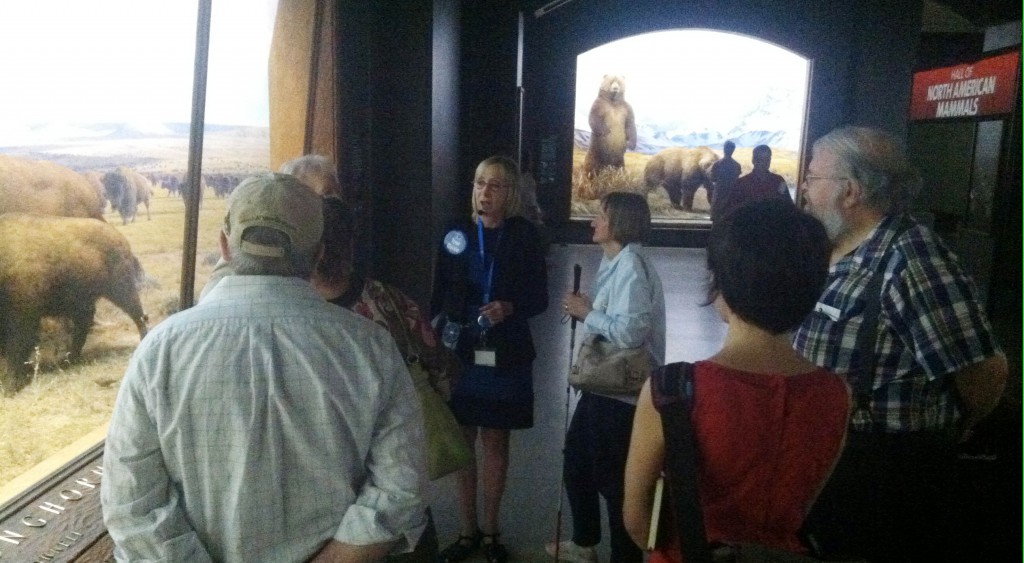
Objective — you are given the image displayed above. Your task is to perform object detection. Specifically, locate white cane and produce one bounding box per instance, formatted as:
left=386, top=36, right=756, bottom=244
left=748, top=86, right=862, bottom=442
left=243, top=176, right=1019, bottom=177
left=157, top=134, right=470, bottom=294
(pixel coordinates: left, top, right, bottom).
left=554, top=264, right=582, bottom=561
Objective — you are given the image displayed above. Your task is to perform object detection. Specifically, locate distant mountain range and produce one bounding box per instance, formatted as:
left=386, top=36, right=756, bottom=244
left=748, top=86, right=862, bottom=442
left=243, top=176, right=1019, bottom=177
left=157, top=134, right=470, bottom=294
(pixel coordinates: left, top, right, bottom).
left=0, top=121, right=267, bottom=148
left=575, top=88, right=803, bottom=153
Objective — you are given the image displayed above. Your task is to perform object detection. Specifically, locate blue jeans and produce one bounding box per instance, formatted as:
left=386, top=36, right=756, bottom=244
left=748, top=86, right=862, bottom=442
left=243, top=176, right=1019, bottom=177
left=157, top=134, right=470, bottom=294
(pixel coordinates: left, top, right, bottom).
left=563, top=392, right=641, bottom=563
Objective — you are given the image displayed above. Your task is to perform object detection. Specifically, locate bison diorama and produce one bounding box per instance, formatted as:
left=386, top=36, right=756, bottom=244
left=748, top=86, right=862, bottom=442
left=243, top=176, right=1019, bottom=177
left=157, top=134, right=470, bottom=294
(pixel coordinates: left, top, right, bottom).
left=0, top=213, right=149, bottom=395
left=102, top=167, right=153, bottom=224
left=0, top=154, right=105, bottom=219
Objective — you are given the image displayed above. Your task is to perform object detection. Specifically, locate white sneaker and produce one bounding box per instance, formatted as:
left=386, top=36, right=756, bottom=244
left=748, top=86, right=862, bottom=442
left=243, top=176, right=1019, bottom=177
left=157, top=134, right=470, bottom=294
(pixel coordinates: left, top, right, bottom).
left=545, top=540, right=599, bottom=563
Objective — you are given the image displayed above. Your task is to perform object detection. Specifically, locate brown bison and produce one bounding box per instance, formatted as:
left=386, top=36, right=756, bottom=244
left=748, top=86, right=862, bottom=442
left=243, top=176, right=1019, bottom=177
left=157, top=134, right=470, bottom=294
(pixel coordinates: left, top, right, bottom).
left=102, top=167, right=152, bottom=224
left=0, top=213, right=148, bottom=395
left=0, top=155, right=105, bottom=219
left=82, top=170, right=109, bottom=212
left=643, top=146, right=720, bottom=211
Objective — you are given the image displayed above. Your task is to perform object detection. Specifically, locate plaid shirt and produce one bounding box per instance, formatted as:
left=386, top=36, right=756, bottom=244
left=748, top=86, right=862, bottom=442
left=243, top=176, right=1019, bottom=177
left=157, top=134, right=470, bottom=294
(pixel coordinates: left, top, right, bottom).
left=793, top=215, right=999, bottom=432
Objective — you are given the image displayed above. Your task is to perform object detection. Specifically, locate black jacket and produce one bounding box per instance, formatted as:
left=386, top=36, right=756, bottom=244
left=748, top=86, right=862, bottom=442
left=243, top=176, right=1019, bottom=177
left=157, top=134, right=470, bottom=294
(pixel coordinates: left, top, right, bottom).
left=431, top=216, right=548, bottom=367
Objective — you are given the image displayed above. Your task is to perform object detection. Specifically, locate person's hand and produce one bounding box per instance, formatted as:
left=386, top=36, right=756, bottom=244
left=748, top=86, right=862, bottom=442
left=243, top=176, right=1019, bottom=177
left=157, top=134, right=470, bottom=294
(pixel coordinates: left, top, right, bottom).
left=479, top=300, right=514, bottom=326
left=563, top=292, right=592, bottom=321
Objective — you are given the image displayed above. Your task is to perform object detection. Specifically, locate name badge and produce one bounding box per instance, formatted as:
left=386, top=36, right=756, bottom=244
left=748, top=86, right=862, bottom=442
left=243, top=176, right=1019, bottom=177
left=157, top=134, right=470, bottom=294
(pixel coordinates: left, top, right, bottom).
left=814, top=302, right=842, bottom=321
left=474, top=347, right=496, bottom=367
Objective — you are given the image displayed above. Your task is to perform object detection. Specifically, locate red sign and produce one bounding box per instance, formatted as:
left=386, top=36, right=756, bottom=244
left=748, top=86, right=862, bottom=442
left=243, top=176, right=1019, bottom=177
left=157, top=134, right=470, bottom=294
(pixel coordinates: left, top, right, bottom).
left=909, top=51, right=1020, bottom=120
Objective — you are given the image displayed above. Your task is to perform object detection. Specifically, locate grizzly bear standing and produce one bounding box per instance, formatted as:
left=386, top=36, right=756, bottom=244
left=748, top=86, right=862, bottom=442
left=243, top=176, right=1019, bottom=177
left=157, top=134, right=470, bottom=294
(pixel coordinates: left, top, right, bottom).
left=583, top=74, right=637, bottom=178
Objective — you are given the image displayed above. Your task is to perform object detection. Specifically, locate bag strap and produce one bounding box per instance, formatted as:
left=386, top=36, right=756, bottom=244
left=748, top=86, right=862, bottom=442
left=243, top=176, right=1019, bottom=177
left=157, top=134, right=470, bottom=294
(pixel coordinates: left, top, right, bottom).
left=657, top=362, right=715, bottom=563
left=380, top=284, right=421, bottom=365
left=851, top=215, right=912, bottom=425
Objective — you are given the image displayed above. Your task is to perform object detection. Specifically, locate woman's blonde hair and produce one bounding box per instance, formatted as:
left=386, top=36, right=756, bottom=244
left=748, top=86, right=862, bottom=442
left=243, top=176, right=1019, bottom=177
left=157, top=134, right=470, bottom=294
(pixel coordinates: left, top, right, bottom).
left=470, top=155, right=522, bottom=222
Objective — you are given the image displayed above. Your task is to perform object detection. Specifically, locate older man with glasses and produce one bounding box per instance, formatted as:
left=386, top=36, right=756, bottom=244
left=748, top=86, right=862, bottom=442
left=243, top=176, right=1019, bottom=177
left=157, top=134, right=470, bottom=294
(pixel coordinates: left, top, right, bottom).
left=793, top=126, right=1007, bottom=562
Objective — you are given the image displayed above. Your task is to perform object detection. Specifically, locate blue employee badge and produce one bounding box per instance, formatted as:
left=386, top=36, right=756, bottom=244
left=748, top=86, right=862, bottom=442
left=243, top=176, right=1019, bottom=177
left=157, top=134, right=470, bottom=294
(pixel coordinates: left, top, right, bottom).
left=444, top=229, right=468, bottom=255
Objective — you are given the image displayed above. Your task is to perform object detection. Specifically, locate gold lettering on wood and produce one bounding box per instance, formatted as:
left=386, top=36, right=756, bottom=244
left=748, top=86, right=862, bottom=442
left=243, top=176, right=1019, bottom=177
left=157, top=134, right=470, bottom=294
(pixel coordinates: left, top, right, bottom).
left=0, top=529, right=26, bottom=545
left=74, top=477, right=98, bottom=489
left=37, top=502, right=66, bottom=515
left=21, top=516, right=47, bottom=527
left=58, top=489, right=84, bottom=501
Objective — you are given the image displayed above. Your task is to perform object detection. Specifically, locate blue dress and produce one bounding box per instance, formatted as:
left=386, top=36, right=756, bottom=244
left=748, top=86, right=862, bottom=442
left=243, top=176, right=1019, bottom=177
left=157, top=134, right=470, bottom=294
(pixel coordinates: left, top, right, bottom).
left=436, top=220, right=546, bottom=430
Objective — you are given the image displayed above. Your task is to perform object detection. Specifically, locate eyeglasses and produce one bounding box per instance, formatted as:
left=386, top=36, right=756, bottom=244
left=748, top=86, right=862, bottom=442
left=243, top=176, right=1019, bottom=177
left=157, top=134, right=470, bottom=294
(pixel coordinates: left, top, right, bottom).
left=474, top=179, right=506, bottom=190
left=802, top=175, right=848, bottom=185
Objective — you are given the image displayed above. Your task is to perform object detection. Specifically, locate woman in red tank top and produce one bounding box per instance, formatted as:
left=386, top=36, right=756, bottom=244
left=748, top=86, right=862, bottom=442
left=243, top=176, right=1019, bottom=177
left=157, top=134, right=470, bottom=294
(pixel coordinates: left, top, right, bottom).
left=623, top=199, right=851, bottom=562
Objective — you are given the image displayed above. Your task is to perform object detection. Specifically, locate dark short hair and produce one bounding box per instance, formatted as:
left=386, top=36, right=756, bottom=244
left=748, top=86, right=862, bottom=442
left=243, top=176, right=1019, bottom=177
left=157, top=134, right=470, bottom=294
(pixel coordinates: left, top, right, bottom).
left=723, top=140, right=736, bottom=155
left=706, top=199, right=829, bottom=334
left=602, top=191, right=651, bottom=245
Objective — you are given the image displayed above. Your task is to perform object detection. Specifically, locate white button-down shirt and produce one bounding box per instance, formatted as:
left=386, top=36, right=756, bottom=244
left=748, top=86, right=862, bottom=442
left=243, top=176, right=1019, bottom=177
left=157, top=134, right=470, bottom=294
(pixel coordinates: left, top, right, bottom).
left=102, top=275, right=426, bottom=562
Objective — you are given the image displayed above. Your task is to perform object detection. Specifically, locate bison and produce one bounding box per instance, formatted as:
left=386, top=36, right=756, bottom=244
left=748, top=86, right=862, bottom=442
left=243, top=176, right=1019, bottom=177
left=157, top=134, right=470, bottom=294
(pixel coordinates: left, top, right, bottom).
left=0, top=154, right=105, bottom=219
left=82, top=170, right=109, bottom=213
left=102, top=167, right=152, bottom=224
left=643, top=146, right=720, bottom=212
left=152, top=173, right=182, bottom=197
left=0, top=213, right=148, bottom=395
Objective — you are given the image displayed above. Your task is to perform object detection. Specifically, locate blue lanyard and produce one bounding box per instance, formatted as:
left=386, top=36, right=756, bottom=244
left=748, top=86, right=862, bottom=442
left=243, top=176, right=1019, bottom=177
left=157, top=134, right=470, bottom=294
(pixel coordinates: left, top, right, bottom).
left=476, top=218, right=501, bottom=304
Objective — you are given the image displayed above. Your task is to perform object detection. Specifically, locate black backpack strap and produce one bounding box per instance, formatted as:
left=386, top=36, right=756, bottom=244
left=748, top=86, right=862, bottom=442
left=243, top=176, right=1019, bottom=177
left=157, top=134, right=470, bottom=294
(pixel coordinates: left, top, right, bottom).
left=851, top=215, right=913, bottom=427
left=657, top=362, right=714, bottom=563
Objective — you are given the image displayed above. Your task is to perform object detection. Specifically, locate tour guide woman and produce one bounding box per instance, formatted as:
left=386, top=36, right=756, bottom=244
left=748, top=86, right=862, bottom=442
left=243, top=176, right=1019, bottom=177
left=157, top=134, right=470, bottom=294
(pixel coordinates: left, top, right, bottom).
left=432, top=155, right=548, bottom=563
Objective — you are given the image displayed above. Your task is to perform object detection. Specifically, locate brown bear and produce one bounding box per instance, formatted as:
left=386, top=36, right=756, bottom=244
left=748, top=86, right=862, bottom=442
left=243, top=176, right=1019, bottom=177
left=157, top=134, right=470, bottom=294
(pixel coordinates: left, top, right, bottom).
left=643, top=146, right=720, bottom=212
left=583, top=74, right=637, bottom=178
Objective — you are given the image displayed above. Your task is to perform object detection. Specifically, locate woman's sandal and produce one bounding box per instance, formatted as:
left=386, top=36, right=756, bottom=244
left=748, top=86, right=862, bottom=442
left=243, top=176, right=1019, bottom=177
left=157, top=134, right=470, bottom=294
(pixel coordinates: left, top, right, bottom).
left=439, top=530, right=482, bottom=563
left=481, top=532, right=508, bottom=563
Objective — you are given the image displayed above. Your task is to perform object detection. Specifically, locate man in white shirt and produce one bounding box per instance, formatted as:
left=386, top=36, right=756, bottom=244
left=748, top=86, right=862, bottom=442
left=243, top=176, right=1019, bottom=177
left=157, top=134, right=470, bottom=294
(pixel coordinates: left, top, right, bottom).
left=101, top=173, right=427, bottom=563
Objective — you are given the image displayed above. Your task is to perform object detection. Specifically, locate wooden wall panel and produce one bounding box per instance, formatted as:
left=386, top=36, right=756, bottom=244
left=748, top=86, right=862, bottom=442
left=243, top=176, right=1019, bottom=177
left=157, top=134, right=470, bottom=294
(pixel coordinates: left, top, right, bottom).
left=269, top=0, right=337, bottom=171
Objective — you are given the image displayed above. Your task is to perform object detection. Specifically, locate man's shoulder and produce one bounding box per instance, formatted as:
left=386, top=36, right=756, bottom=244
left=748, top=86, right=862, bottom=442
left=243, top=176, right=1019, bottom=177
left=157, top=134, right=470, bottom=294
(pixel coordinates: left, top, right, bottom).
left=720, top=158, right=741, bottom=170
left=886, top=218, right=958, bottom=265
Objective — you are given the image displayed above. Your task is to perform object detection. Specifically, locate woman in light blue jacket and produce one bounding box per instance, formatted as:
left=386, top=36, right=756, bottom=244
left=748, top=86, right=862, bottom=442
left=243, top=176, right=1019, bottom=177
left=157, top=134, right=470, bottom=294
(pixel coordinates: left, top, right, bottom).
left=548, top=191, right=666, bottom=563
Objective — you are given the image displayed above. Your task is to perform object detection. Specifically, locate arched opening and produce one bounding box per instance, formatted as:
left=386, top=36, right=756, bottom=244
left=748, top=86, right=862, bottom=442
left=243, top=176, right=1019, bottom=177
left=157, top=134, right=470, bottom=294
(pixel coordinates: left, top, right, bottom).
left=570, top=29, right=810, bottom=225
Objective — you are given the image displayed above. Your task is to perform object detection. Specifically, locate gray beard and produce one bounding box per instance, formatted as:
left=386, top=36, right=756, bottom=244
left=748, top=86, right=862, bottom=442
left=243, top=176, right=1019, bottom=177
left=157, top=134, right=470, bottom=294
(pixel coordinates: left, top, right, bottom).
left=819, top=206, right=846, bottom=242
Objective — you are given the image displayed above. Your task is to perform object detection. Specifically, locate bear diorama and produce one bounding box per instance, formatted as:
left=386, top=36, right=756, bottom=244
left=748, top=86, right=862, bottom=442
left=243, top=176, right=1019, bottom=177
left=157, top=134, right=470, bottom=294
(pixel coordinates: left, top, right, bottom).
left=583, top=74, right=637, bottom=178
left=643, top=146, right=719, bottom=211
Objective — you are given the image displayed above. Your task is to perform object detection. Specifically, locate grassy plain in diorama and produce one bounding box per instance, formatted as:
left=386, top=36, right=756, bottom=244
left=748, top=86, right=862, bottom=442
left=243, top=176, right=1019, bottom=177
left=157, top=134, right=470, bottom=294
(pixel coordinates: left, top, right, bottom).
left=0, top=129, right=267, bottom=488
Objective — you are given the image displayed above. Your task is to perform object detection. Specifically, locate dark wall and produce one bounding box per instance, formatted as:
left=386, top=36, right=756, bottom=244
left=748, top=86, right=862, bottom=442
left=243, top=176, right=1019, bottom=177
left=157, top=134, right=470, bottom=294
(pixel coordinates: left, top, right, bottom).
left=340, top=0, right=935, bottom=302
left=337, top=0, right=461, bottom=308
left=336, top=1, right=374, bottom=277
left=456, top=0, right=522, bottom=201
left=518, top=0, right=924, bottom=228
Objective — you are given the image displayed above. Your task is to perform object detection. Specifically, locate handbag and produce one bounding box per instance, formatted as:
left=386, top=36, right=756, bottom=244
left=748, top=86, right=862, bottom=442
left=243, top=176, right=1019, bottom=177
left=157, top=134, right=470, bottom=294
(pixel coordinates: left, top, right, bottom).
left=655, top=362, right=860, bottom=563
left=382, top=289, right=473, bottom=480
left=568, top=253, right=656, bottom=395
left=408, top=361, right=474, bottom=480
left=569, top=333, right=653, bottom=395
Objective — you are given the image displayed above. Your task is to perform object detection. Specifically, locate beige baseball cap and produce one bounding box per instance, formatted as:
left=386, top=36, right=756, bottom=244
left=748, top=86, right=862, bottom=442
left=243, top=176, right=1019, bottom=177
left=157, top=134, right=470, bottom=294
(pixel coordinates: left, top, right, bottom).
left=225, top=173, right=323, bottom=258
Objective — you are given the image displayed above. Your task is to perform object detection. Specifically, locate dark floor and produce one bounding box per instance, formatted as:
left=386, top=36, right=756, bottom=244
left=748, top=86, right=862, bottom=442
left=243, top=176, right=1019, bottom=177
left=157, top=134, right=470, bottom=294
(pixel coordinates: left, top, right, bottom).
left=427, top=243, right=725, bottom=562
